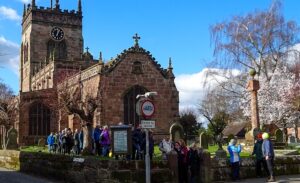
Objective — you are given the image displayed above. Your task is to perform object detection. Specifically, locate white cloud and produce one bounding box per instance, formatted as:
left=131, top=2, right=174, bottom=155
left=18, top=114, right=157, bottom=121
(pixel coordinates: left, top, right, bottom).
left=175, top=68, right=241, bottom=112
left=19, top=0, right=31, bottom=3
left=0, top=6, right=21, bottom=21
left=0, top=36, right=20, bottom=75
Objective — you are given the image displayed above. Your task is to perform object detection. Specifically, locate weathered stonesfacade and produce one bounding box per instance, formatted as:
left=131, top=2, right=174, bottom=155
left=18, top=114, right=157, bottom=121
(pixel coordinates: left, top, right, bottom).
left=18, top=0, right=179, bottom=145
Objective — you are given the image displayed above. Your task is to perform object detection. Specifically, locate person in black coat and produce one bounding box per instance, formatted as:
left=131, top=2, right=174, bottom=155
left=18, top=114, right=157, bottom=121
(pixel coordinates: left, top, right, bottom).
left=252, top=133, right=269, bottom=178
left=132, top=126, right=143, bottom=160
left=188, top=143, right=201, bottom=183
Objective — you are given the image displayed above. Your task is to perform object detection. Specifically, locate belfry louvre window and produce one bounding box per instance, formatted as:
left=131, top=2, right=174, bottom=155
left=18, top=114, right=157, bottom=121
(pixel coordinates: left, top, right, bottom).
left=123, top=85, right=147, bottom=127
left=29, top=103, right=51, bottom=136
left=47, top=40, right=67, bottom=60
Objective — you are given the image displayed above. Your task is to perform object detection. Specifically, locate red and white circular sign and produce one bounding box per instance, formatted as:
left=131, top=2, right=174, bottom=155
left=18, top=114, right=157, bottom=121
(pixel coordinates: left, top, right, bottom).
left=141, top=100, right=155, bottom=118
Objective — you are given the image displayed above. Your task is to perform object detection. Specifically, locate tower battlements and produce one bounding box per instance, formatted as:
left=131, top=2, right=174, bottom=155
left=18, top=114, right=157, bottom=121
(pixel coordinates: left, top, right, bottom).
left=22, top=0, right=82, bottom=31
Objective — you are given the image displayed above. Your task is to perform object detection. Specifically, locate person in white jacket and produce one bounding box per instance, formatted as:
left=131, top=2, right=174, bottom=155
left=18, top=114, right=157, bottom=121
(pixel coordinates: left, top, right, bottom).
left=159, top=136, right=173, bottom=160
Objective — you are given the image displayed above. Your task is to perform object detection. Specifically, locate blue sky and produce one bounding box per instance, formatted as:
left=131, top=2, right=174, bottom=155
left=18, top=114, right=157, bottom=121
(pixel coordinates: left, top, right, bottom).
left=1, top=0, right=300, bottom=111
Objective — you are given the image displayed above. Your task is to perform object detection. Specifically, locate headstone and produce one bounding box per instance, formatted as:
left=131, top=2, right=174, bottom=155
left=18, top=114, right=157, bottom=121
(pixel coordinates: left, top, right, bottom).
left=199, top=132, right=208, bottom=149
left=275, top=129, right=283, bottom=142
left=6, top=127, right=18, bottom=150
left=38, top=138, right=46, bottom=147
left=170, top=123, right=184, bottom=142
left=289, top=136, right=296, bottom=143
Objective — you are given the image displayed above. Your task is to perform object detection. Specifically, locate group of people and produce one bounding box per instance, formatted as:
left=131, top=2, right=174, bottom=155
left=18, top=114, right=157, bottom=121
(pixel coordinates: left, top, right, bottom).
left=46, top=125, right=111, bottom=157
left=46, top=125, right=276, bottom=182
left=159, top=137, right=202, bottom=183
left=228, top=132, right=275, bottom=182
left=46, top=128, right=81, bottom=155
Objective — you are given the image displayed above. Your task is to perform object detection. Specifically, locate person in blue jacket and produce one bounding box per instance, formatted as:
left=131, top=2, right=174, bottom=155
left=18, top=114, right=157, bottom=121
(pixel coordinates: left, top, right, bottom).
left=227, top=138, right=241, bottom=181
left=79, top=129, right=84, bottom=152
left=93, top=125, right=102, bottom=156
left=262, top=132, right=275, bottom=182
left=47, top=132, right=55, bottom=153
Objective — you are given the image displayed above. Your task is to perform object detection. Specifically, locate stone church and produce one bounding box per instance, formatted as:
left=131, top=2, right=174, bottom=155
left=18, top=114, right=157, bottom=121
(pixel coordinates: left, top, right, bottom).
left=17, top=0, right=179, bottom=145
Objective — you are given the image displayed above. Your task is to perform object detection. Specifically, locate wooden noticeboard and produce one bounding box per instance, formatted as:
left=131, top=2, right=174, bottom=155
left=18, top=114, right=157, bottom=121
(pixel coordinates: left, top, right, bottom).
left=110, top=125, right=132, bottom=155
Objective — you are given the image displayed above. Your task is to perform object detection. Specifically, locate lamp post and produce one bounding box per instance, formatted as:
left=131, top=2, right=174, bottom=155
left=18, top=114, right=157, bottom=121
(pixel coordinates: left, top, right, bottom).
left=136, top=92, right=157, bottom=183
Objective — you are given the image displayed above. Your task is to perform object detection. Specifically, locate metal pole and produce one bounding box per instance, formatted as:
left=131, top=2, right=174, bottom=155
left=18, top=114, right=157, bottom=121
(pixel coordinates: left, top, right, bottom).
left=145, top=129, right=150, bottom=183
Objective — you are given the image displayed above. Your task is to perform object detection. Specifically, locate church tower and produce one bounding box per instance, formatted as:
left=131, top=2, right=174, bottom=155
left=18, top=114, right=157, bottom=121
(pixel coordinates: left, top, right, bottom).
left=20, top=0, right=84, bottom=92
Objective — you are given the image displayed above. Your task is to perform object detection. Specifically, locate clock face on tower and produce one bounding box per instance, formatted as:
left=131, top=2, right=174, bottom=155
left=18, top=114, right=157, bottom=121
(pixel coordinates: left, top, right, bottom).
left=50, top=27, right=64, bottom=41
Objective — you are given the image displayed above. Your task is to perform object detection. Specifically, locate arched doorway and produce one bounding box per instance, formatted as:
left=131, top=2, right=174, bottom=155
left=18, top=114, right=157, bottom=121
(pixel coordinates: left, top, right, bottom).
left=29, top=103, right=51, bottom=136
left=123, top=85, right=148, bottom=126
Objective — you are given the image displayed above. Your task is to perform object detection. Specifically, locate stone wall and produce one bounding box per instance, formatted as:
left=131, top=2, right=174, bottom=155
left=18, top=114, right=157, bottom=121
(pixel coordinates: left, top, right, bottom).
left=209, top=155, right=300, bottom=182
left=0, top=150, right=172, bottom=183
left=1, top=150, right=300, bottom=182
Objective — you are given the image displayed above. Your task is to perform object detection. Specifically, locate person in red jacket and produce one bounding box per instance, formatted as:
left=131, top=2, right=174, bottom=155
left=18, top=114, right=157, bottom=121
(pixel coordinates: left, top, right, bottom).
left=175, top=139, right=189, bottom=183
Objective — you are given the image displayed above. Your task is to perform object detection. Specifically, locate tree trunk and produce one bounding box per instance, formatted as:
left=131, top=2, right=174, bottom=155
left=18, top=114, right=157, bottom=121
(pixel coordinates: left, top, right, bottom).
left=1, top=126, right=9, bottom=150
left=283, top=126, right=288, bottom=144
left=295, top=120, right=299, bottom=141
left=1, top=127, right=5, bottom=149
left=217, top=141, right=223, bottom=150
left=82, top=122, right=93, bottom=154
left=215, top=134, right=223, bottom=150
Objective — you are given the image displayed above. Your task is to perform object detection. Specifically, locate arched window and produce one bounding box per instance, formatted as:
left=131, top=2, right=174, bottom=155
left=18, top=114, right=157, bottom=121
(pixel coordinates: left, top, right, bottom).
left=29, top=103, right=51, bottom=136
left=24, top=43, right=28, bottom=63
left=20, top=43, right=23, bottom=64
left=123, top=85, right=148, bottom=126
left=57, top=41, right=67, bottom=59
left=47, top=40, right=67, bottom=60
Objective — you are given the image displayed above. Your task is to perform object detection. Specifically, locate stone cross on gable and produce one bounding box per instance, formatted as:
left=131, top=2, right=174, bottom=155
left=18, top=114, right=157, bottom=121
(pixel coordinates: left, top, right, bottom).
left=133, top=33, right=140, bottom=46
left=85, top=47, right=89, bottom=52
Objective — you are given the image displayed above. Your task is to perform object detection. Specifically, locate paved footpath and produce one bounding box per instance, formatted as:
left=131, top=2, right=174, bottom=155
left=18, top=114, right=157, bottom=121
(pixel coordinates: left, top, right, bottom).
left=227, top=174, right=300, bottom=183
left=0, top=167, right=60, bottom=183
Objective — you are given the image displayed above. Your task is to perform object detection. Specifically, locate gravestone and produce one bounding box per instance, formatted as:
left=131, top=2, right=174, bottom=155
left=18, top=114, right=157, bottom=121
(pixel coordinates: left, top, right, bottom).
left=38, top=138, right=46, bottom=147
left=6, top=127, right=18, bottom=150
left=199, top=132, right=208, bottom=149
left=275, top=129, right=283, bottom=142
left=170, top=122, right=184, bottom=142
left=288, top=136, right=296, bottom=143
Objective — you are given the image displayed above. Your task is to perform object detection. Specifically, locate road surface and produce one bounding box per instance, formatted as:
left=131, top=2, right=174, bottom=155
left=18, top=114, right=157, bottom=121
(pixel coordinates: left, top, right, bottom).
left=0, top=167, right=59, bottom=183
left=227, top=174, right=300, bottom=183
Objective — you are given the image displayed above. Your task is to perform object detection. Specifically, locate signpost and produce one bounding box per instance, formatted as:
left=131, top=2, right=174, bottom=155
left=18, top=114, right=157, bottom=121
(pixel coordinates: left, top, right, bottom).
left=141, top=100, right=155, bottom=118
left=141, top=120, right=155, bottom=129
left=136, top=92, right=157, bottom=183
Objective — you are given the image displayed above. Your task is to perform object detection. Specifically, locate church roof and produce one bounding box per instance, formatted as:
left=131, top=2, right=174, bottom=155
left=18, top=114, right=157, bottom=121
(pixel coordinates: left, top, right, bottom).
left=222, top=121, right=248, bottom=137
left=101, top=43, right=169, bottom=78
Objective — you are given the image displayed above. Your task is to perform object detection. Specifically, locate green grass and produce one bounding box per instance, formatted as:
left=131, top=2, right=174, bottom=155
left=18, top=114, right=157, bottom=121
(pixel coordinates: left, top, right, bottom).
left=20, top=145, right=49, bottom=153
left=207, top=145, right=251, bottom=157
left=20, top=145, right=164, bottom=160
left=153, top=145, right=162, bottom=160
left=208, top=145, right=219, bottom=153
left=19, top=144, right=252, bottom=159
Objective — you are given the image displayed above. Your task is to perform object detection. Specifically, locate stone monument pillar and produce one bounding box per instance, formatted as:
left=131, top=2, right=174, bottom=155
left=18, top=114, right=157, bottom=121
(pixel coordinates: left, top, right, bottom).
left=245, top=69, right=261, bottom=142
left=247, top=79, right=260, bottom=129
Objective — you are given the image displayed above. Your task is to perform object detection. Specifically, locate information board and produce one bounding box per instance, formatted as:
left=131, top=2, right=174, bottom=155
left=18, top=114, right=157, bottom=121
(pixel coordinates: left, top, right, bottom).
left=110, top=125, right=132, bottom=155
left=113, top=130, right=128, bottom=152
